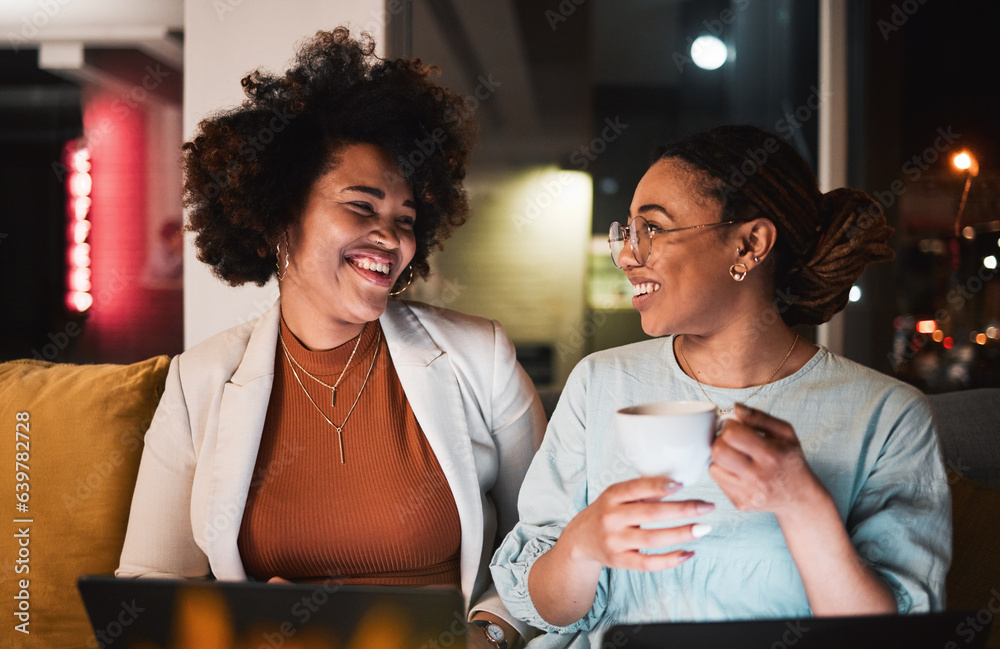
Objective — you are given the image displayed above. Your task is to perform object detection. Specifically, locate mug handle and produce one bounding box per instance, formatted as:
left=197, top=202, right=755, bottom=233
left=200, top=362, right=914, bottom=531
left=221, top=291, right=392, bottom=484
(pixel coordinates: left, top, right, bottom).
left=715, top=410, right=740, bottom=436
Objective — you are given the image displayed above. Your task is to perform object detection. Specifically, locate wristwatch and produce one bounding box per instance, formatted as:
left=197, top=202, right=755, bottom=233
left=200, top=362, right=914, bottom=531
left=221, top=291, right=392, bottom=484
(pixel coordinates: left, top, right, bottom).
left=472, top=619, right=508, bottom=649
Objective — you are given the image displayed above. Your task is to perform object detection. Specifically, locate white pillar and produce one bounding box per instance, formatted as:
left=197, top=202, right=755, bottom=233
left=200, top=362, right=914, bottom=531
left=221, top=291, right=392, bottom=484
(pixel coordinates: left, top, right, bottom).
left=816, top=0, right=848, bottom=354
left=183, top=0, right=389, bottom=348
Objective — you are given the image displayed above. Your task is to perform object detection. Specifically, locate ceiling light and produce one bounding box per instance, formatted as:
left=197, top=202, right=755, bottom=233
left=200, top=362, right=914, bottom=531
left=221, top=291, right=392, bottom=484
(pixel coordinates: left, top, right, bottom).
left=691, top=35, right=728, bottom=70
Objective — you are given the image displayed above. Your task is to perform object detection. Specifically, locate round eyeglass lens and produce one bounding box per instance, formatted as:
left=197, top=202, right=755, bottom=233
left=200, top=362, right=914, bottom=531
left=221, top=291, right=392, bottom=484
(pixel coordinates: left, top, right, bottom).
left=609, top=222, right=627, bottom=268
left=630, top=217, right=650, bottom=265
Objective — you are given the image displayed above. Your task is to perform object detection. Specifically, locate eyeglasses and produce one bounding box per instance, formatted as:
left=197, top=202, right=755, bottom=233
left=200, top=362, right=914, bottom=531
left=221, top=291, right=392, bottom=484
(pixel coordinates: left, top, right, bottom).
left=608, top=216, right=742, bottom=268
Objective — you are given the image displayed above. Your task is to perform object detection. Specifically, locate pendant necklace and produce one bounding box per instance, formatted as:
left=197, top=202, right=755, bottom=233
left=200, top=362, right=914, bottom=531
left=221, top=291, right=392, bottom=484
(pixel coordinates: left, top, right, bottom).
left=280, top=327, right=381, bottom=463
left=679, top=333, right=799, bottom=415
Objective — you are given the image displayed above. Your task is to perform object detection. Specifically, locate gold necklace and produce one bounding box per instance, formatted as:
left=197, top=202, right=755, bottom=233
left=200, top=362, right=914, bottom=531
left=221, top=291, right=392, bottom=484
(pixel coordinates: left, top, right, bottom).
left=281, top=328, right=381, bottom=464
left=280, top=324, right=365, bottom=406
left=679, top=333, right=799, bottom=416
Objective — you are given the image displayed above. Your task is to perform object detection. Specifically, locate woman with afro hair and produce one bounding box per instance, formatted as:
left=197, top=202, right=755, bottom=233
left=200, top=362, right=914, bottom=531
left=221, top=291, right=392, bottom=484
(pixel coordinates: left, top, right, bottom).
left=117, top=27, right=545, bottom=649
left=491, top=125, right=950, bottom=648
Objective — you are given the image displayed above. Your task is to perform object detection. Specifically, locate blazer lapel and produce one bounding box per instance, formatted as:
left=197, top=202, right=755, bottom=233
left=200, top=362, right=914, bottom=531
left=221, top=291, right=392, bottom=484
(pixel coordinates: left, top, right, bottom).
left=380, top=301, right=483, bottom=610
left=206, top=300, right=281, bottom=579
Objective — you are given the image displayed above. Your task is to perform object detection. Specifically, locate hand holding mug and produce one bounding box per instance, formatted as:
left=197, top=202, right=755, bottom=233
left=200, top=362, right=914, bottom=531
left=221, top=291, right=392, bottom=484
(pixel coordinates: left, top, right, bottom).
left=560, top=477, right=715, bottom=572
left=710, top=404, right=827, bottom=516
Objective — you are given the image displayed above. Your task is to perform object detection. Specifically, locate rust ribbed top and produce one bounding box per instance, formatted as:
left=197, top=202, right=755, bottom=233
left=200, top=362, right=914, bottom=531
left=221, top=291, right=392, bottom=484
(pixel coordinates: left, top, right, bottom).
left=237, top=316, right=462, bottom=587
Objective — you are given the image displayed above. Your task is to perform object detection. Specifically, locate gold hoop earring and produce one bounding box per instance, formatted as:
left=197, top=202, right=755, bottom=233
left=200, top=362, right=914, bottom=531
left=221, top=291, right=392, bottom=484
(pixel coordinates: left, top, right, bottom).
left=389, top=266, right=414, bottom=296
left=729, top=262, right=748, bottom=282
left=276, top=231, right=289, bottom=281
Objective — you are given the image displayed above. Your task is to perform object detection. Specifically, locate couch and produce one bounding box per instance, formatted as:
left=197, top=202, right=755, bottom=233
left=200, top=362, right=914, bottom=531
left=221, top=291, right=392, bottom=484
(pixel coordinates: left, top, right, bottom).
left=0, top=358, right=997, bottom=649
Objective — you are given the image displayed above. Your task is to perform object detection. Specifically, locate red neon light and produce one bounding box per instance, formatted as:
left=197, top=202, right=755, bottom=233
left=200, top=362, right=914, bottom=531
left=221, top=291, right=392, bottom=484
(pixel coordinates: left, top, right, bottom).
left=73, top=196, right=91, bottom=220
left=69, top=171, right=92, bottom=197
left=70, top=267, right=92, bottom=292
left=65, top=139, right=92, bottom=313
left=72, top=219, right=91, bottom=244
left=67, top=292, right=94, bottom=312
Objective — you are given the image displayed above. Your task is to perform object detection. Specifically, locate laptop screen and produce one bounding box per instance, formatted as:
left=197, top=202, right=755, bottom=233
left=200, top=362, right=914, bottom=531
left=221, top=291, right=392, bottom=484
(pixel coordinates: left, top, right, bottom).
left=604, top=611, right=992, bottom=649
left=78, top=575, right=468, bottom=649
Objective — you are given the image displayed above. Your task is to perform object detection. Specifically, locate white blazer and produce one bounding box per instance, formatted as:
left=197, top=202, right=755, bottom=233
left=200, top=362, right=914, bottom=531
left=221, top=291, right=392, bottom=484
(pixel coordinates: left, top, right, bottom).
left=117, top=299, right=546, bottom=635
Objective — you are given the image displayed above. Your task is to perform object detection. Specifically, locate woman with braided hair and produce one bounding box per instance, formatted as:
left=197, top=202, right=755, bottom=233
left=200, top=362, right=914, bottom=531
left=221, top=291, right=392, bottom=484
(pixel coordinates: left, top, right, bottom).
left=117, top=27, right=545, bottom=649
left=491, top=125, right=949, bottom=648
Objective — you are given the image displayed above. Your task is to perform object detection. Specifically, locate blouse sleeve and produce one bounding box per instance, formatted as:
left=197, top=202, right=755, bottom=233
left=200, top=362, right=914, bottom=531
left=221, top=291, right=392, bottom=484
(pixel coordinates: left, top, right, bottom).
left=846, top=392, right=951, bottom=612
left=490, top=361, right=611, bottom=634
left=116, top=355, right=210, bottom=579
left=469, top=320, right=548, bottom=636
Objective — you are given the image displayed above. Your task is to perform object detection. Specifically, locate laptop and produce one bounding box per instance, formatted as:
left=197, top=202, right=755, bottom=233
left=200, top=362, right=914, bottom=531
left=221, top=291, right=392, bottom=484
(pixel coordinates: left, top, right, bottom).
left=78, top=575, right=468, bottom=649
left=604, top=610, right=993, bottom=649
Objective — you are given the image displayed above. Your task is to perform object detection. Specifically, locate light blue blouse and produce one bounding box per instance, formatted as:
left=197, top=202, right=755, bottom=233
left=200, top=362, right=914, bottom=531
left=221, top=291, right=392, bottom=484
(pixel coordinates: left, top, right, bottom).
left=490, top=337, right=951, bottom=649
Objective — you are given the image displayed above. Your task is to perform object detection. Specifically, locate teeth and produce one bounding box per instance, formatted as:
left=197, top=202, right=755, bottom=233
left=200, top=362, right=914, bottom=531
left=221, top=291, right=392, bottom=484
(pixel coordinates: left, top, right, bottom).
left=352, top=259, right=390, bottom=275
left=632, top=282, right=661, bottom=297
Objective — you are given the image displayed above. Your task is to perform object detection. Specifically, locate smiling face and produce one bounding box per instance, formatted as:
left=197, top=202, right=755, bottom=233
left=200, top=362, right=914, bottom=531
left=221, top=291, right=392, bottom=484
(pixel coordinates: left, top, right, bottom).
left=621, top=158, right=743, bottom=337
left=282, top=142, right=418, bottom=332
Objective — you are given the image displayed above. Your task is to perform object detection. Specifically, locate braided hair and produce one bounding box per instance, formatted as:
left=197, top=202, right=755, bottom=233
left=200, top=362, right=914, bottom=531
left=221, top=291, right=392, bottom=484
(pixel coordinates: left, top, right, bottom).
left=654, top=125, right=894, bottom=326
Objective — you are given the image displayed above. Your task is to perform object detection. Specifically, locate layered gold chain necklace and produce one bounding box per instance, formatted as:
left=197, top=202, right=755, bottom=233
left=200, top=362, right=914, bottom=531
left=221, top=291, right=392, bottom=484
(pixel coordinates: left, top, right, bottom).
left=279, top=325, right=380, bottom=463
left=281, top=324, right=364, bottom=407
left=679, top=333, right=799, bottom=416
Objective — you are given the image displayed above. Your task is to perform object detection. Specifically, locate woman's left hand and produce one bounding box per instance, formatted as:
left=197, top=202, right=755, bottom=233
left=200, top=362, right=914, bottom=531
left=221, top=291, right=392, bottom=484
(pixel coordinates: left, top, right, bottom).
left=709, top=403, right=826, bottom=516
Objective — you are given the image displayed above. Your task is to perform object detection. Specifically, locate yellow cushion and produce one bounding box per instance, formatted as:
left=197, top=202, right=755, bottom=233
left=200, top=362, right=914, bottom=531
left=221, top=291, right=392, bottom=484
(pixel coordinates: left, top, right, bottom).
left=0, top=356, right=170, bottom=649
left=947, top=470, right=1000, bottom=649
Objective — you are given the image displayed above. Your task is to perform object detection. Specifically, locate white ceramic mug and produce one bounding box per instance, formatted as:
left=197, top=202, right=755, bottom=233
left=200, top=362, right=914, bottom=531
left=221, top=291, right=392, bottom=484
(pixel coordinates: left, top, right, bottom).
left=615, top=400, right=734, bottom=485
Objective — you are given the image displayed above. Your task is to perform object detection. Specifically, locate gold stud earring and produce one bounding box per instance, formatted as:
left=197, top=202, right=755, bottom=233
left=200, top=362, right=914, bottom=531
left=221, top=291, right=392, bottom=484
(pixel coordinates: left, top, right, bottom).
left=729, top=262, right=748, bottom=281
